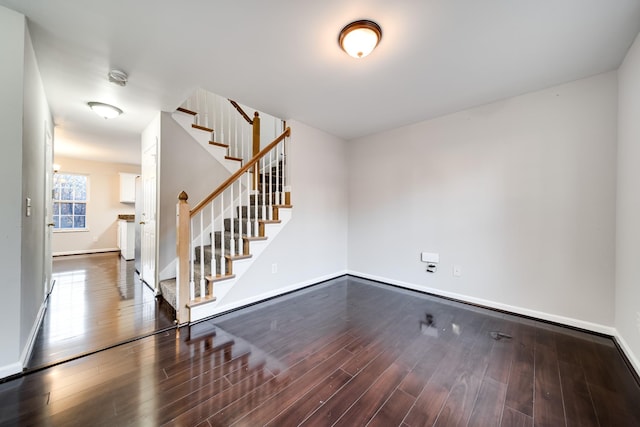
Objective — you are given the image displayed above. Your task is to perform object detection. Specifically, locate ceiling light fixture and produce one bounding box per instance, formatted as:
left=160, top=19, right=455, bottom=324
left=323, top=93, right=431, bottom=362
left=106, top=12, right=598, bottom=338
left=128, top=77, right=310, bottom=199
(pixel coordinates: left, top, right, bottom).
left=339, top=20, right=382, bottom=59
left=108, top=69, right=128, bottom=86
left=88, top=102, right=123, bottom=119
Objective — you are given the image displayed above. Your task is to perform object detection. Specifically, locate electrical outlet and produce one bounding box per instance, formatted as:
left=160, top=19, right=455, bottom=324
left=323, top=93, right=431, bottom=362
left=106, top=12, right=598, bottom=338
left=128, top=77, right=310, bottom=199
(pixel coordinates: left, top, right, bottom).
left=272, top=263, right=278, bottom=274
left=453, top=265, right=462, bottom=277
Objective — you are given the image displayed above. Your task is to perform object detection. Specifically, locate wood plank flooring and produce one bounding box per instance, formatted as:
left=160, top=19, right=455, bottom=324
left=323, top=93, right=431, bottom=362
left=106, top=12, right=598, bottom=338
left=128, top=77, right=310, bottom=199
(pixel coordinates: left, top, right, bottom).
left=3, top=276, right=639, bottom=426
left=27, top=252, right=175, bottom=369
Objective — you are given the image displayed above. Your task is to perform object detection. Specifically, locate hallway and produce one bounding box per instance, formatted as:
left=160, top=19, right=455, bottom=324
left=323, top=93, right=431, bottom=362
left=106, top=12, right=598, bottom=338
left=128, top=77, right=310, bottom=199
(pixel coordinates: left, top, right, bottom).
left=27, top=252, right=175, bottom=369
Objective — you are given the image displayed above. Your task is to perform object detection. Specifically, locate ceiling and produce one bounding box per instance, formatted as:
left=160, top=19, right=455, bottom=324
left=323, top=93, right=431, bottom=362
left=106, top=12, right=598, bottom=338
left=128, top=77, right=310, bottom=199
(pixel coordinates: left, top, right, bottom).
left=2, top=0, right=640, bottom=166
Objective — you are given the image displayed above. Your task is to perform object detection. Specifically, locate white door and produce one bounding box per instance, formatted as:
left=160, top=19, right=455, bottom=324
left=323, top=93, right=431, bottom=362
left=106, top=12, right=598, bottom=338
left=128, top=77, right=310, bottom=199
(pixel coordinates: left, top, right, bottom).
left=43, top=125, right=53, bottom=296
left=141, top=139, right=158, bottom=291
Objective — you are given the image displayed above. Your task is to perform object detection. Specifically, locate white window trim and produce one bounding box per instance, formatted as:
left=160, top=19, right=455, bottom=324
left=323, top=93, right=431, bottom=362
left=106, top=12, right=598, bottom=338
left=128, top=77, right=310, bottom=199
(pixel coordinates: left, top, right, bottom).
left=53, top=172, right=90, bottom=231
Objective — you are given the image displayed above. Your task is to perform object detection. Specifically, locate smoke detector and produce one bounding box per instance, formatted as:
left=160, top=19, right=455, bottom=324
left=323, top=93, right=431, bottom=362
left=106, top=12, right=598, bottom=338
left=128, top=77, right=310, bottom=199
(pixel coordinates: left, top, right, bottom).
left=108, top=69, right=128, bottom=86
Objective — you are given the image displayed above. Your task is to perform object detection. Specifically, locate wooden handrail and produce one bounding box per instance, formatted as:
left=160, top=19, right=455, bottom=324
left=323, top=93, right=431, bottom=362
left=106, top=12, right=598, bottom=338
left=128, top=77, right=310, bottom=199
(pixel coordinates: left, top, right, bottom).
left=189, top=127, right=291, bottom=216
left=228, top=99, right=253, bottom=125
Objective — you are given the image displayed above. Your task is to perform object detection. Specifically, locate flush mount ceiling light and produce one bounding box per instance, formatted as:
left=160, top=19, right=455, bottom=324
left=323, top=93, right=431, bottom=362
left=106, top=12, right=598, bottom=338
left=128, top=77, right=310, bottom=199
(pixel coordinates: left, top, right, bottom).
left=88, top=101, right=123, bottom=119
left=108, top=69, right=128, bottom=86
left=338, top=19, right=382, bottom=58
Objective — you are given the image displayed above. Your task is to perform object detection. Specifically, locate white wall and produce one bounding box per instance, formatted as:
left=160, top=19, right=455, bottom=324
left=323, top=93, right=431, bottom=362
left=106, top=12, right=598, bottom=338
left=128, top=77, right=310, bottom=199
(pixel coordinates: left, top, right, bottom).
left=0, top=5, right=25, bottom=378
left=222, top=120, right=349, bottom=305
left=158, top=112, right=231, bottom=280
left=616, top=32, right=640, bottom=373
left=52, top=156, right=140, bottom=255
left=348, top=72, right=618, bottom=333
left=21, top=25, right=54, bottom=362
left=0, top=6, right=54, bottom=378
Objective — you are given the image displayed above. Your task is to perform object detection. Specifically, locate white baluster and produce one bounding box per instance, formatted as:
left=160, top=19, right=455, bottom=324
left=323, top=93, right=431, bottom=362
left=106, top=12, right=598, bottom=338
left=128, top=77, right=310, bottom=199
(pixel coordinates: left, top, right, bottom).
left=268, top=150, right=274, bottom=215
left=204, top=91, right=209, bottom=129
left=283, top=133, right=289, bottom=198
left=219, top=99, right=224, bottom=144
left=214, top=200, right=216, bottom=284
left=253, top=166, right=259, bottom=236
left=241, top=121, right=245, bottom=163
left=220, top=191, right=225, bottom=276
left=229, top=183, right=235, bottom=256
left=274, top=116, right=278, bottom=141
left=275, top=144, right=281, bottom=205
left=212, top=93, right=217, bottom=141
left=227, top=101, right=231, bottom=151
left=261, top=157, right=266, bottom=220
left=238, top=178, right=243, bottom=248
left=280, top=142, right=284, bottom=205
left=196, top=89, right=202, bottom=125
left=234, top=112, right=238, bottom=159
left=199, top=212, right=205, bottom=298
left=245, top=171, right=251, bottom=238
left=189, top=216, right=195, bottom=301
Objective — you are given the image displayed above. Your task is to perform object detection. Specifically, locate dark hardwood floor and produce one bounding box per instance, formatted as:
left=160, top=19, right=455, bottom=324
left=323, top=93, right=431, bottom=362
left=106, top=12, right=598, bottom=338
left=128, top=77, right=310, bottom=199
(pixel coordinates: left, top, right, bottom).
left=3, top=276, right=639, bottom=426
left=27, top=252, right=175, bottom=369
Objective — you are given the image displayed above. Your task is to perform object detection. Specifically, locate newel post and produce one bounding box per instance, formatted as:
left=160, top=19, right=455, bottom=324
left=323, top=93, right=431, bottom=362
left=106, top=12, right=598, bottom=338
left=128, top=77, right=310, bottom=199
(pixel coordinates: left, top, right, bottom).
left=176, top=191, right=190, bottom=324
left=252, top=111, right=261, bottom=190
left=252, top=111, right=260, bottom=156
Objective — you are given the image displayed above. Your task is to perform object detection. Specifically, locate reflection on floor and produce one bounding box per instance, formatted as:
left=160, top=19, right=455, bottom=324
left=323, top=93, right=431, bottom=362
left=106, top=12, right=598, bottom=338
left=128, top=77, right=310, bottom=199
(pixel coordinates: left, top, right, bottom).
left=27, top=252, right=175, bottom=369
left=4, top=276, right=639, bottom=425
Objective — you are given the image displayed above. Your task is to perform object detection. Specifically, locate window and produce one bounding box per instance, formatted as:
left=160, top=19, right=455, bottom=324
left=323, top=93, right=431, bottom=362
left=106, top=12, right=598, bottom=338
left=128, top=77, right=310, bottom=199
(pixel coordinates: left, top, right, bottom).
left=53, top=173, right=88, bottom=230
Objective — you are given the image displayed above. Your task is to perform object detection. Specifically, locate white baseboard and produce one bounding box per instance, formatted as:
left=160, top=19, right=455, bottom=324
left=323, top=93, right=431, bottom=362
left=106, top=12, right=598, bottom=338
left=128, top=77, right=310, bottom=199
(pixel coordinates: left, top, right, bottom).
left=197, top=271, right=348, bottom=321
left=348, top=270, right=616, bottom=336
left=614, top=332, right=640, bottom=378
left=53, top=248, right=119, bottom=257
left=20, top=298, right=48, bottom=370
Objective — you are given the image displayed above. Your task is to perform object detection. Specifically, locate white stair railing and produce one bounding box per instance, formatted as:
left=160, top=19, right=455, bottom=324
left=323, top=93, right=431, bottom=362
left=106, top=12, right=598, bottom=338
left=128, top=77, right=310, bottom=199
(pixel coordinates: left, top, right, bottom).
left=182, top=88, right=285, bottom=164
left=175, top=127, right=291, bottom=323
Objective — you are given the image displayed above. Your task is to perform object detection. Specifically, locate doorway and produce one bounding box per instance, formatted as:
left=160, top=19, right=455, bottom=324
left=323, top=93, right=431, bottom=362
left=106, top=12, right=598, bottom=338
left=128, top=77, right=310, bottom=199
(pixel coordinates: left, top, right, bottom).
left=28, top=135, right=173, bottom=369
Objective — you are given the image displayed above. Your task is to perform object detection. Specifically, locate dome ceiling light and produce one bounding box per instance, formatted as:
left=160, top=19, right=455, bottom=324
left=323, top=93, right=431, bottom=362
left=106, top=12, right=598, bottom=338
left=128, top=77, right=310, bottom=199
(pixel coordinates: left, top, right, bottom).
left=88, top=102, right=123, bottom=119
left=338, top=20, right=382, bottom=59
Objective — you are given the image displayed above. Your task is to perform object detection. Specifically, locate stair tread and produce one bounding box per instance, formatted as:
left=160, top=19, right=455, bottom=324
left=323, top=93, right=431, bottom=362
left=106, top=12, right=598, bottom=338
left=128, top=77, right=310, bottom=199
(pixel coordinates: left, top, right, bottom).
left=192, top=123, right=214, bottom=132
left=210, top=141, right=229, bottom=148
left=225, top=156, right=243, bottom=162
left=243, top=236, right=268, bottom=241
left=259, top=219, right=281, bottom=224
left=176, top=107, right=197, bottom=116
left=187, top=294, right=218, bottom=308
left=225, top=254, right=252, bottom=261
left=206, top=274, right=236, bottom=283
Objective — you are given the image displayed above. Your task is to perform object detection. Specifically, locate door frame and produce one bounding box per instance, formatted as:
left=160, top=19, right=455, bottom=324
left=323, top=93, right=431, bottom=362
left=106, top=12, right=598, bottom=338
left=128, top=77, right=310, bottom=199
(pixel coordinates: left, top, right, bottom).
left=43, top=124, right=54, bottom=296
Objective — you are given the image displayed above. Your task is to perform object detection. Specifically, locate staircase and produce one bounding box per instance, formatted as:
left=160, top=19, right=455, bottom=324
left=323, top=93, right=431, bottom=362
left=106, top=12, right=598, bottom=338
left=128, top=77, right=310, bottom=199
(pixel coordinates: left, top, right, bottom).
left=158, top=92, right=292, bottom=324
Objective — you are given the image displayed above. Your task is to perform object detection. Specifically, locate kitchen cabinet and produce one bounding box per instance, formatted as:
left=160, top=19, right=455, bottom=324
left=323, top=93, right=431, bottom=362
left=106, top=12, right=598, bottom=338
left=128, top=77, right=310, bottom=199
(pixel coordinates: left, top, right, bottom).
left=119, top=173, right=139, bottom=203
left=117, top=219, right=135, bottom=260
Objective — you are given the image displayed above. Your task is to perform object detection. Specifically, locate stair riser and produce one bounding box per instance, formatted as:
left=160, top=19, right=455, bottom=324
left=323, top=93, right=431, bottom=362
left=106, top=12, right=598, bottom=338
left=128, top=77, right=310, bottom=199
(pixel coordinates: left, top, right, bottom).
left=223, top=219, right=258, bottom=234
left=258, top=174, right=284, bottom=184
left=250, top=194, right=279, bottom=205
left=194, top=241, right=244, bottom=263
left=257, top=184, right=283, bottom=192
left=193, top=255, right=231, bottom=277
left=236, top=206, right=266, bottom=220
